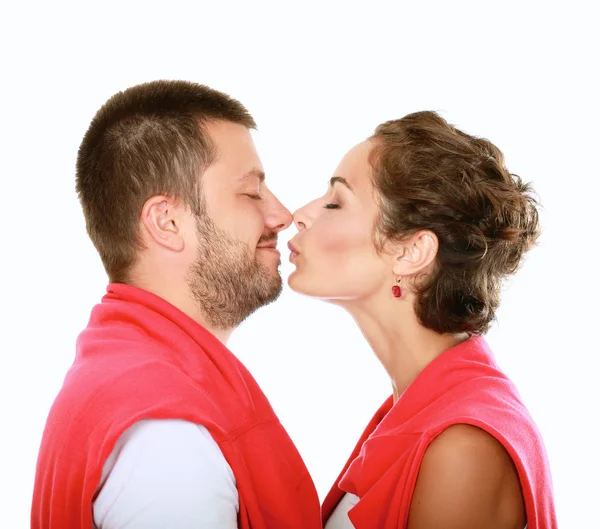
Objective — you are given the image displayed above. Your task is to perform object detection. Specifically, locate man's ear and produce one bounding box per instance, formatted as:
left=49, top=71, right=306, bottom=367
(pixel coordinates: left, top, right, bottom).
left=391, top=230, right=438, bottom=277
left=140, top=195, right=185, bottom=252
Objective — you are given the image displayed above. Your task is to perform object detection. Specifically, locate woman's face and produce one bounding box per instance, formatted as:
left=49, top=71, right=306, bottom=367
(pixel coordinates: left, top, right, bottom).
left=288, top=140, right=390, bottom=301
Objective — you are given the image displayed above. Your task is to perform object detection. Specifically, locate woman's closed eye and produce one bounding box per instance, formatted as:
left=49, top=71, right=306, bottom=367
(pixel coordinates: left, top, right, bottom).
left=324, top=203, right=340, bottom=209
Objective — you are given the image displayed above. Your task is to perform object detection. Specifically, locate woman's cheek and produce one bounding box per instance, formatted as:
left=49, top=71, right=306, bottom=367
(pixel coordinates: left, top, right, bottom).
left=315, top=217, right=371, bottom=255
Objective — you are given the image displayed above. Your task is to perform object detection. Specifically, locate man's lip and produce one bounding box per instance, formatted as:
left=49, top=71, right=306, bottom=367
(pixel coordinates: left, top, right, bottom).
left=257, top=243, right=278, bottom=249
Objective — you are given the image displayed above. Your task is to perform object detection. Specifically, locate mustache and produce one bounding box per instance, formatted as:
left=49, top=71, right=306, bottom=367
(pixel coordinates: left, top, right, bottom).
left=258, top=232, right=278, bottom=244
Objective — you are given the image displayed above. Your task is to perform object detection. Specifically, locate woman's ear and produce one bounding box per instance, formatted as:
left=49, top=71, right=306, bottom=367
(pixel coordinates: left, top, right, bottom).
left=391, top=230, right=438, bottom=277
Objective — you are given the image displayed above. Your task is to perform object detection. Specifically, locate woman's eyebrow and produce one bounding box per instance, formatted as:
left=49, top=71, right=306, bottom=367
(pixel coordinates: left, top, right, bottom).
left=329, top=176, right=353, bottom=192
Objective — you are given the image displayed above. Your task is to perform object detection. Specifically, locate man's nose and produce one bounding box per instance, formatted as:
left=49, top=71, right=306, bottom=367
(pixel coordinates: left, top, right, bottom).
left=265, top=195, right=293, bottom=232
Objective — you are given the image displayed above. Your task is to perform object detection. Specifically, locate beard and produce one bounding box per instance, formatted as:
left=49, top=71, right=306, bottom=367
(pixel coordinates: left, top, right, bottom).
left=186, top=212, right=282, bottom=330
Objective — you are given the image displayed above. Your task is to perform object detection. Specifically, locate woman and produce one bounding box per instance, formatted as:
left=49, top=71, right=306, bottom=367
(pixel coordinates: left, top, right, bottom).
left=288, top=111, right=556, bottom=529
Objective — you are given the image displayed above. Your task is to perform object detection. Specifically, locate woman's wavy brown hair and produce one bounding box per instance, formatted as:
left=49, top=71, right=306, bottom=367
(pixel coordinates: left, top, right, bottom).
left=369, top=111, right=540, bottom=334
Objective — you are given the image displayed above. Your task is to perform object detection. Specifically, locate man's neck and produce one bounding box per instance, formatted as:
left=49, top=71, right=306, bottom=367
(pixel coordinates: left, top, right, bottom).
left=127, top=276, right=234, bottom=345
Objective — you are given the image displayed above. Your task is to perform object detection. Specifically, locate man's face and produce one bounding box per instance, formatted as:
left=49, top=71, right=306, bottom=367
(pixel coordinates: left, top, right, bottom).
left=186, top=121, right=293, bottom=330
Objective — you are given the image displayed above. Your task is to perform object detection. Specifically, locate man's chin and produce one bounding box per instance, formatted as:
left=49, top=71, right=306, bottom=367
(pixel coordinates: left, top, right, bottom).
left=250, top=267, right=282, bottom=303
left=255, top=258, right=281, bottom=280
left=266, top=277, right=283, bottom=302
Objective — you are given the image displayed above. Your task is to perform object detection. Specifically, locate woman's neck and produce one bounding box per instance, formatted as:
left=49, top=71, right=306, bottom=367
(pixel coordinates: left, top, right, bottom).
left=343, top=295, right=469, bottom=401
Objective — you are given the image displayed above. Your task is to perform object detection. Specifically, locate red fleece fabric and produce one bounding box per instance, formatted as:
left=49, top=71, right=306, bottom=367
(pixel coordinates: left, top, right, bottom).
left=322, top=335, right=557, bottom=529
left=32, top=283, right=321, bottom=529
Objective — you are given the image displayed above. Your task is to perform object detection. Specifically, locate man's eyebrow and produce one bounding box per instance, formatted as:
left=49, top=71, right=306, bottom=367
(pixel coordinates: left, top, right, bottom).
left=329, top=176, right=353, bottom=191
left=240, top=168, right=265, bottom=183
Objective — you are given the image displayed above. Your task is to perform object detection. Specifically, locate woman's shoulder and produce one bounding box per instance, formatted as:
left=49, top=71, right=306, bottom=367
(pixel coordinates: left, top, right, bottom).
left=408, top=424, right=526, bottom=529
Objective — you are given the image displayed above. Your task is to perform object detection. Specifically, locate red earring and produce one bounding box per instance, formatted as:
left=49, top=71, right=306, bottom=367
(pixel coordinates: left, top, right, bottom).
left=392, top=277, right=402, bottom=298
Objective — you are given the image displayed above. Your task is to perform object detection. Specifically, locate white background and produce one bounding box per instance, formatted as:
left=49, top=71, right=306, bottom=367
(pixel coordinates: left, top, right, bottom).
left=1, top=1, right=598, bottom=527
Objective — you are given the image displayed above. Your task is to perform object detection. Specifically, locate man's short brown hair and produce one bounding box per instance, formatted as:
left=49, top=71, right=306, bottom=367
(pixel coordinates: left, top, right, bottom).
left=75, top=80, right=256, bottom=283
left=369, top=111, right=541, bottom=334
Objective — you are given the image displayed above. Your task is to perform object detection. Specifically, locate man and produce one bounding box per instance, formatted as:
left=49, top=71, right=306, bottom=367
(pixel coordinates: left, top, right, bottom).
left=31, top=80, right=321, bottom=529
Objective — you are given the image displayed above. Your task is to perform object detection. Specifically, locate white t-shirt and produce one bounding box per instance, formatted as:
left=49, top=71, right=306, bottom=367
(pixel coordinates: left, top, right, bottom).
left=93, top=419, right=239, bottom=529
left=324, top=493, right=359, bottom=529
left=93, top=419, right=527, bottom=529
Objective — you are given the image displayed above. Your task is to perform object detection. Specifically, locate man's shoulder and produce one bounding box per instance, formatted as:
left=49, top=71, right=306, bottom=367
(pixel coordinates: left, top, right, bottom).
left=44, top=355, right=204, bottom=444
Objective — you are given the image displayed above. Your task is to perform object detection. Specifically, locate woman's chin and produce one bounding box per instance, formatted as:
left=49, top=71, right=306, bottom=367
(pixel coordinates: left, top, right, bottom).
left=288, top=275, right=341, bottom=302
left=286, top=270, right=304, bottom=293
left=287, top=271, right=319, bottom=297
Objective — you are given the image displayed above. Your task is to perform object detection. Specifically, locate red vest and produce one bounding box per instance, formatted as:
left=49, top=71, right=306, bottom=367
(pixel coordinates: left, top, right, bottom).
left=32, top=284, right=321, bottom=529
left=322, top=336, right=557, bottom=529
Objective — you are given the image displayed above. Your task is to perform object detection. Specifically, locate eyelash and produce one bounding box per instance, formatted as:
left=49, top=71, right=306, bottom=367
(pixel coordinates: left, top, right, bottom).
left=324, top=203, right=340, bottom=209
left=245, top=194, right=262, bottom=200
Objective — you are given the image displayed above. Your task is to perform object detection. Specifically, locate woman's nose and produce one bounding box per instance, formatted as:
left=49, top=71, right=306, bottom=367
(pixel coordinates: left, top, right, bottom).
left=293, top=197, right=323, bottom=231
left=292, top=207, right=308, bottom=231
